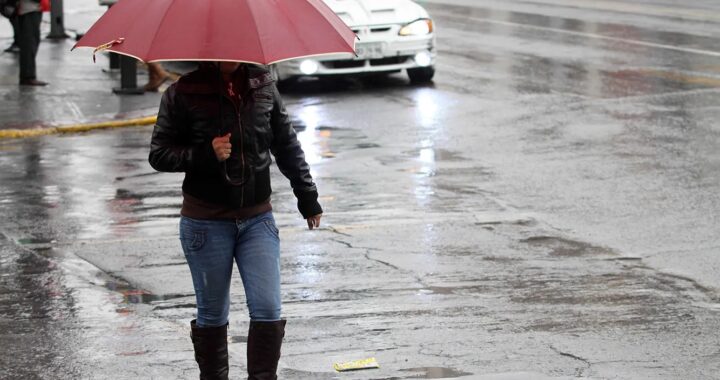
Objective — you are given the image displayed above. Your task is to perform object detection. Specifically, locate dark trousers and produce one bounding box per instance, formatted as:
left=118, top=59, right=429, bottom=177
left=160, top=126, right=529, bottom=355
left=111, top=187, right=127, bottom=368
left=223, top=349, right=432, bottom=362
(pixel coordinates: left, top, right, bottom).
left=9, top=16, right=19, bottom=45
left=18, top=11, right=42, bottom=82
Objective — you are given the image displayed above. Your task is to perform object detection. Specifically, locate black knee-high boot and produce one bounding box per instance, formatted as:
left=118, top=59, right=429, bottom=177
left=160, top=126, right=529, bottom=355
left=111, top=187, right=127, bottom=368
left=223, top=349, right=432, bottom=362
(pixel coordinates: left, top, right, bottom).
left=190, top=320, right=229, bottom=380
left=247, top=320, right=286, bottom=380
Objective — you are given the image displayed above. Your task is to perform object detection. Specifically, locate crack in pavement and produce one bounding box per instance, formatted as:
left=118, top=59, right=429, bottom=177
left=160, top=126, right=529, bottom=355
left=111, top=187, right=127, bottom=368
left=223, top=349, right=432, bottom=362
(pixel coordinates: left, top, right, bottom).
left=329, top=238, right=353, bottom=249
left=549, top=344, right=592, bottom=377
left=328, top=237, right=418, bottom=281
left=326, top=226, right=352, bottom=237
left=328, top=237, right=381, bottom=252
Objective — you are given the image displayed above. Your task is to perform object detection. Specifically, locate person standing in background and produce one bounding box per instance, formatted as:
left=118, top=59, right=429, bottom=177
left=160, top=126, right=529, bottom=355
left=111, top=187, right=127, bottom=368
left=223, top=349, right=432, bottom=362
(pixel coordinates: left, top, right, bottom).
left=17, top=0, right=46, bottom=86
left=144, top=62, right=176, bottom=92
left=4, top=15, right=19, bottom=53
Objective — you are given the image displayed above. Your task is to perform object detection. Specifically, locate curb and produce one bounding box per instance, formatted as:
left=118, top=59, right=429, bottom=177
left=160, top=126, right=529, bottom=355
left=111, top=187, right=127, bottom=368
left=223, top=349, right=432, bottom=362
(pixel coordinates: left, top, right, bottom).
left=0, top=116, right=157, bottom=140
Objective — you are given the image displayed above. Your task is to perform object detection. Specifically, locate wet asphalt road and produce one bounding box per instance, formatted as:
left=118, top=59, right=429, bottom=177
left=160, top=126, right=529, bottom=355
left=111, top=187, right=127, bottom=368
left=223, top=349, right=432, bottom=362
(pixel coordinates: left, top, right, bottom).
left=1, top=0, right=720, bottom=379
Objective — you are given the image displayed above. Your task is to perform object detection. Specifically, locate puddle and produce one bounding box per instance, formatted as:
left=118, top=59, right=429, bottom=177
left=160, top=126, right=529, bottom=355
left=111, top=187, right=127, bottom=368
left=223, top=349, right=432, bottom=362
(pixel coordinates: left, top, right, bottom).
left=403, top=148, right=468, bottom=162
left=16, top=237, right=57, bottom=249
left=103, top=279, right=189, bottom=304
left=114, top=171, right=161, bottom=182
left=17, top=237, right=54, bottom=244
left=521, top=236, right=614, bottom=257
left=609, top=69, right=720, bottom=89
left=356, top=143, right=382, bottom=149
left=400, top=367, right=473, bottom=379
left=153, top=302, right=196, bottom=311
left=482, top=256, right=523, bottom=262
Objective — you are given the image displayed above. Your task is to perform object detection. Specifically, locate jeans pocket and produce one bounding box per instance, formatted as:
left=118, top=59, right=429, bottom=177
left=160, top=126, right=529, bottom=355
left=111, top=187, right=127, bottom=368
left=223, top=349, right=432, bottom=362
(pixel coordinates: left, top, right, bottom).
left=262, top=219, right=279, bottom=238
left=181, top=229, right=207, bottom=253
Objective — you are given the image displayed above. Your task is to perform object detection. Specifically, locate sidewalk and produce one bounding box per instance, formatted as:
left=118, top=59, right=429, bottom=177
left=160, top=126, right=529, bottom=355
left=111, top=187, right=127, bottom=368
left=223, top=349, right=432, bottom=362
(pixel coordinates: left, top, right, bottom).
left=0, top=7, right=163, bottom=131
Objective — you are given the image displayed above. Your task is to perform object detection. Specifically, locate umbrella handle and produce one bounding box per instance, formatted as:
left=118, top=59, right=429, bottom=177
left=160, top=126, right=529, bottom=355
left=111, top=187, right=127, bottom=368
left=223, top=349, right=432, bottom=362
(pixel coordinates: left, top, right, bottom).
left=216, top=65, right=247, bottom=187
left=223, top=165, right=248, bottom=186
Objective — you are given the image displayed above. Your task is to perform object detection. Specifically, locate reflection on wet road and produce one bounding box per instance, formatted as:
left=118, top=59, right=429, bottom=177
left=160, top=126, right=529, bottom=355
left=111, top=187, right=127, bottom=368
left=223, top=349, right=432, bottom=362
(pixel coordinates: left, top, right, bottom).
left=2, top=0, right=720, bottom=378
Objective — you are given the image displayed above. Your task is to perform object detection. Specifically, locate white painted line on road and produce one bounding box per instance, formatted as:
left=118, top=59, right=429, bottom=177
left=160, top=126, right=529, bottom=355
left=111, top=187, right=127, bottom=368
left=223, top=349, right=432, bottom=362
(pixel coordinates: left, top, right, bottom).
left=443, top=13, right=720, bottom=58
left=591, top=87, right=720, bottom=103
left=521, top=0, right=720, bottom=23
left=65, top=100, right=85, bottom=121
left=424, top=0, right=720, bottom=23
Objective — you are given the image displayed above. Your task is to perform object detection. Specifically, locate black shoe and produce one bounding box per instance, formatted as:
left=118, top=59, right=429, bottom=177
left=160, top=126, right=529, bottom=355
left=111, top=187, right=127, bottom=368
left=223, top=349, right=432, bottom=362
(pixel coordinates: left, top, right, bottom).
left=19, top=79, right=48, bottom=86
left=4, top=43, right=19, bottom=53
left=247, top=320, right=286, bottom=380
left=190, top=320, right=229, bottom=380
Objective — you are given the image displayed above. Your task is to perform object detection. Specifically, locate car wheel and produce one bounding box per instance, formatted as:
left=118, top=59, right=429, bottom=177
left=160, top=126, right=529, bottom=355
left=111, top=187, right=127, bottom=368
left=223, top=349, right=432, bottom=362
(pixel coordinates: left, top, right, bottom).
left=407, top=66, right=435, bottom=84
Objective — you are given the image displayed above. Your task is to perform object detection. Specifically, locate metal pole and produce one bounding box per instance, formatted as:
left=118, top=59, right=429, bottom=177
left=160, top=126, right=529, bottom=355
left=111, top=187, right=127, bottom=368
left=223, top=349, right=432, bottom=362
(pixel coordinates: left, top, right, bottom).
left=47, top=0, right=70, bottom=39
left=109, top=53, right=120, bottom=70
left=113, top=55, right=145, bottom=94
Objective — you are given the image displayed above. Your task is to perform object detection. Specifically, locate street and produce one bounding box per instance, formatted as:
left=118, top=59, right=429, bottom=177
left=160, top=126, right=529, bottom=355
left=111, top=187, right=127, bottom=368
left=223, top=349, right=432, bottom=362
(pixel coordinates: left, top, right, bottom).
left=1, top=0, right=719, bottom=378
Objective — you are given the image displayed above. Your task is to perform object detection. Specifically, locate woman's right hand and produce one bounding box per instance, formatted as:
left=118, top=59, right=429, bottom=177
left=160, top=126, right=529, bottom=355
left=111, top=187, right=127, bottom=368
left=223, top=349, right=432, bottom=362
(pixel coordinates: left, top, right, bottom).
left=212, top=133, right=232, bottom=162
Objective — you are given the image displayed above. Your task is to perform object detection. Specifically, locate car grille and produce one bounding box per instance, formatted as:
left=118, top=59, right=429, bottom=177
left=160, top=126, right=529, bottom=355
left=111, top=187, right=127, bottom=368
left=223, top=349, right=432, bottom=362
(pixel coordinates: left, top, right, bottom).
left=322, top=56, right=412, bottom=70
left=369, top=56, right=410, bottom=66
left=324, top=60, right=366, bottom=69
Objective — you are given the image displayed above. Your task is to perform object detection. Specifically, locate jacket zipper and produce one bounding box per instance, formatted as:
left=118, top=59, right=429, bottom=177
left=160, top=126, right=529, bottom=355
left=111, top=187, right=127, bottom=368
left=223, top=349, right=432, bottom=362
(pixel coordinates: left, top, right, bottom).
left=222, top=93, right=245, bottom=206
left=239, top=102, right=245, bottom=207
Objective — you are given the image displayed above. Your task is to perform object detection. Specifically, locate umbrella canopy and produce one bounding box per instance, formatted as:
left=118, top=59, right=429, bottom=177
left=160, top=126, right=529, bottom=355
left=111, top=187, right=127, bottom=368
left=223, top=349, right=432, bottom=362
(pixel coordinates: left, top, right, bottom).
left=73, top=0, right=357, bottom=64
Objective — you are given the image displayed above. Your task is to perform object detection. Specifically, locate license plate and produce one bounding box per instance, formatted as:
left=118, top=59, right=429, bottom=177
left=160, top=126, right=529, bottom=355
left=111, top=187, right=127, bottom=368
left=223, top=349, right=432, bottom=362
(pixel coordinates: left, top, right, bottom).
left=355, top=42, right=384, bottom=60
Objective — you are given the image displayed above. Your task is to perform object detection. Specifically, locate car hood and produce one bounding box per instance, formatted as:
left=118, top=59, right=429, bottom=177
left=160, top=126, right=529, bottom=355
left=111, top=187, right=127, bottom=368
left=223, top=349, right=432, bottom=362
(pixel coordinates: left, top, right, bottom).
left=323, top=0, right=429, bottom=27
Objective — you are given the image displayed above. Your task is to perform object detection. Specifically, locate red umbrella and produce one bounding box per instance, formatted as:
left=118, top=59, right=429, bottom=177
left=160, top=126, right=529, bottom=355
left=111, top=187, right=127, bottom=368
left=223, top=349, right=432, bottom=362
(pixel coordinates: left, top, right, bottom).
left=73, top=0, right=356, bottom=64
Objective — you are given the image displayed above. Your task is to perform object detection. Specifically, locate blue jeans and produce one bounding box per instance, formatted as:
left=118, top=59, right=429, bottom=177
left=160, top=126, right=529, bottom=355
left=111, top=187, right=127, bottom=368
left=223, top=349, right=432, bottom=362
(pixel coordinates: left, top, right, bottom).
left=179, top=211, right=281, bottom=327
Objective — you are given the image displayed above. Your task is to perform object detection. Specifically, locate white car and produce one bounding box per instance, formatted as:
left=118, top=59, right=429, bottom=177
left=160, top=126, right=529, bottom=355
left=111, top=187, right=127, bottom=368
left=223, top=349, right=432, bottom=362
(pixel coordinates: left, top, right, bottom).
left=273, top=0, right=437, bottom=84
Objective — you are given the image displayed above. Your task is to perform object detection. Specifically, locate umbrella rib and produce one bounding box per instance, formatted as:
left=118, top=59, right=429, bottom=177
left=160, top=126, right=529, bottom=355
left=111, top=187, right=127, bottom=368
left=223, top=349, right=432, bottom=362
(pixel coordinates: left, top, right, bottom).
left=273, top=1, right=310, bottom=57
left=145, top=0, right=180, bottom=62
left=306, top=0, right=357, bottom=51
left=244, top=1, right=267, bottom=64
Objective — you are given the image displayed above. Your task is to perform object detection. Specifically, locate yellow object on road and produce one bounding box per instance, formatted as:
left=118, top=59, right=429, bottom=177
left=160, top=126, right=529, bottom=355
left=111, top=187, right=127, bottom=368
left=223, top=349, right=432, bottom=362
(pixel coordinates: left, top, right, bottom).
left=0, top=116, right=157, bottom=140
left=333, top=357, right=380, bottom=372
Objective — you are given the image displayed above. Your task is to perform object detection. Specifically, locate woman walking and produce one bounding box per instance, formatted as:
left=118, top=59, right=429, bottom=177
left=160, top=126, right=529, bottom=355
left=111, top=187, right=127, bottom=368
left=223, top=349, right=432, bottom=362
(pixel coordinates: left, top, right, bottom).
left=149, top=61, right=322, bottom=380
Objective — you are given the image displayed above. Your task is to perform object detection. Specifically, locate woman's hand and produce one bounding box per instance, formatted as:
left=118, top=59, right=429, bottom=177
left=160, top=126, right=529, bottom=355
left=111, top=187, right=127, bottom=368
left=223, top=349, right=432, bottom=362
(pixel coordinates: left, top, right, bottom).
left=213, top=133, right=232, bottom=162
left=306, top=214, right=322, bottom=230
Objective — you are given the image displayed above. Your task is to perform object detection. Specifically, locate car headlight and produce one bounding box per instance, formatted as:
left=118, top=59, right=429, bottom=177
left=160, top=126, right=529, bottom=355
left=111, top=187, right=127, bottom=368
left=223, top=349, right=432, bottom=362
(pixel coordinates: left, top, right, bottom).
left=399, top=19, right=433, bottom=36
left=300, top=60, right=319, bottom=75
left=414, top=51, right=432, bottom=67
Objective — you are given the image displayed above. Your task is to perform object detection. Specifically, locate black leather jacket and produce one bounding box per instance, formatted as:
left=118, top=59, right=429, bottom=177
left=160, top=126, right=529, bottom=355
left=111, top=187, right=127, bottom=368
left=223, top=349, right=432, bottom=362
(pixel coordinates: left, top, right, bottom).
left=148, top=64, right=322, bottom=218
